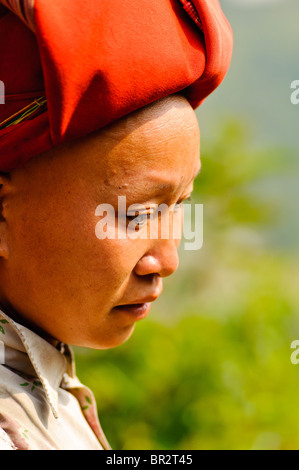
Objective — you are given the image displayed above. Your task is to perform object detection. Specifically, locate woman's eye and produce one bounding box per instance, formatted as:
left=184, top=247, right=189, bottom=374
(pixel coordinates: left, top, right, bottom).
left=126, top=212, right=150, bottom=228
left=174, top=197, right=191, bottom=211
left=174, top=202, right=183, bottom=211
left=125, top=198, right=192, bottom=229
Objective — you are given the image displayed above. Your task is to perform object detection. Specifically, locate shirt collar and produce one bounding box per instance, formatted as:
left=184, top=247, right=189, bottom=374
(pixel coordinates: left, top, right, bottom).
left=0, top=308, right=74, bottom=419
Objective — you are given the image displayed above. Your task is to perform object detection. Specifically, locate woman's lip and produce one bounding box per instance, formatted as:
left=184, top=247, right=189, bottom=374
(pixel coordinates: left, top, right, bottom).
left=113, top=302, right=151, bottom=320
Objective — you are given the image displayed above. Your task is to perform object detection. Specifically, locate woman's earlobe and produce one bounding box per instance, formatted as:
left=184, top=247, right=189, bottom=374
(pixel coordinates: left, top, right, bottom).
left=0, top=215, right=9, bottom=260
left=0, top=235, right=9, bottom=259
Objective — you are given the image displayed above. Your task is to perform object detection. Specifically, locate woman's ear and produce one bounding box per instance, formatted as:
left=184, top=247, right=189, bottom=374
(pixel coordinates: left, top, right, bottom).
left=0, top=173, right=11, bottom=260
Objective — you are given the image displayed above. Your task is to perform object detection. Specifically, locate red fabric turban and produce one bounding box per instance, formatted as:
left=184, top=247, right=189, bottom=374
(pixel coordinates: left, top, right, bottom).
left=0, top=0, right=233, bottom=171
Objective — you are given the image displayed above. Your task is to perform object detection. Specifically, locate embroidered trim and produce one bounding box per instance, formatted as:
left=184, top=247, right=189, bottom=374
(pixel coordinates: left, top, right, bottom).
left=0, top=0, right=35, bottom=32
left=179, top=0, right=203, bottom=33
left=0, top=97, right=47, bottom=130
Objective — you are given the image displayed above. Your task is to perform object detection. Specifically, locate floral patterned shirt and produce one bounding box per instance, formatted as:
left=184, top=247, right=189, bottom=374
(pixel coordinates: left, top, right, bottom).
left=0, top=309, right=111, bottom=450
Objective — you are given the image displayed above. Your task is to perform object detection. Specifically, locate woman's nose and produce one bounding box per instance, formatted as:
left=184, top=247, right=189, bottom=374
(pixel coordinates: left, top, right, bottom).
left=134, top=238, right=180, bottom=278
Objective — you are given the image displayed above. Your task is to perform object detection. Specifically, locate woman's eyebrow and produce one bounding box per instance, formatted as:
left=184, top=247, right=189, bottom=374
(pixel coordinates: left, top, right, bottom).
left=148, top=167, right=201, bottom=194
left=116, top=163, right=202, bottom=201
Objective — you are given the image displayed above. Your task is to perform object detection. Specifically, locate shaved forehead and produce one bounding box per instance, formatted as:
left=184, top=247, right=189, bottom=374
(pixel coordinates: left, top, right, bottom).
left=101, top=94, right=199, bottom=141
left=10, top=94, right=199, bottom=180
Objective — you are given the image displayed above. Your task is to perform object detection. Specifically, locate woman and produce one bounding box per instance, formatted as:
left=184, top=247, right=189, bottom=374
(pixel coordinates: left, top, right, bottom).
left=0, top=0, right=232, bottom=450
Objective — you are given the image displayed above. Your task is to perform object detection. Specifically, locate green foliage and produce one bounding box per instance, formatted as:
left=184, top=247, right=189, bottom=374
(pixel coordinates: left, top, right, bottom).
left=75, top=119, right=299, bottom=450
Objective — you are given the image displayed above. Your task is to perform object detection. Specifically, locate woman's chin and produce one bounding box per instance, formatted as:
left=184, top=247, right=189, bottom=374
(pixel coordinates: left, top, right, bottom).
left=74, top=323, right=137, bottom=350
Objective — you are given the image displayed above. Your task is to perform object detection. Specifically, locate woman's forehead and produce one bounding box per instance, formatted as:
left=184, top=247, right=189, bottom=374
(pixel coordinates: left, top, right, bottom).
left=94, top=129, right=200, bottom=204
left=12, top=96, right=200, bottom=198
left=99, top=128, right=199, bottom=185
left=95, top=97, right=199, bottom=164
left=106, top=95, right=200, bottom=141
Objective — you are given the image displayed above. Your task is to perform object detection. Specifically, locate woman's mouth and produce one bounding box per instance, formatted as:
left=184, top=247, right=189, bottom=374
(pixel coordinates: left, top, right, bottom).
left=113, top=302, right=152, bottom=320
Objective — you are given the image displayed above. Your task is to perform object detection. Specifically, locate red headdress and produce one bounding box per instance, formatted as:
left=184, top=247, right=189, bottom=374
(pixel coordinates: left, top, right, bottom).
left=0, top=0, right=233, bottom=171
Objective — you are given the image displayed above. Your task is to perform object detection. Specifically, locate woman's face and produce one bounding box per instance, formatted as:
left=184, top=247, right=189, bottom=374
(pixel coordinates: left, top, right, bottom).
left=0, top=96, right=200, bottom=348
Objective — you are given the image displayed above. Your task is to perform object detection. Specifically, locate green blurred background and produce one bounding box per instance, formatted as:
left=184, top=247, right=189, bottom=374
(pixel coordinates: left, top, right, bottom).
left=75, top=0, right=299, bottom=450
